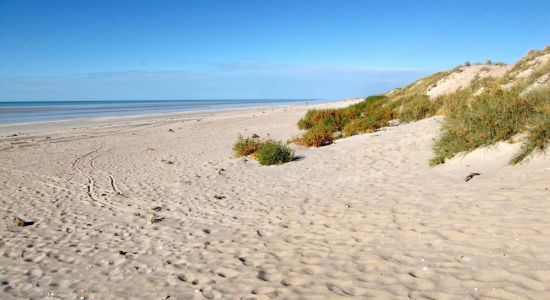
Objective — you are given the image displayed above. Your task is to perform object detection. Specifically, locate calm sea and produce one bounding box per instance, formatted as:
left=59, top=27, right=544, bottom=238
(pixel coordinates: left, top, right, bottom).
left=0, top=99, right=320, bottom=124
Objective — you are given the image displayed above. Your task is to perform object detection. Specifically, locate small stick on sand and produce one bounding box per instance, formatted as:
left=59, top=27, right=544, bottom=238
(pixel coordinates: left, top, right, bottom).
left=465, top=172, right=481, bottom=182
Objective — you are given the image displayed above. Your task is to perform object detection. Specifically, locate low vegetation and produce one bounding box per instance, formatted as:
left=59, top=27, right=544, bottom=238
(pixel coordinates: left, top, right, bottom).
left=294, top=95, right=399, bottom=146
left=294, top=124, right=335, bottom=147
left=511, top=116, right=550, bottom=164
left=233, top=135, right=295, bottom=165
left=294, top=91, right=441, bottom=147
left=431, top=86, right=549, bottom=165
left=343, top=102, right=395, bottom=136
left=397, top=94, right=438, bottom=123
left=255, top=140, right=295, bottom=165
left=233, top=135, right=261, bottom=156
left=293, top=46, right=550, bottom=165
left=502, top=45, right=550, bottom=85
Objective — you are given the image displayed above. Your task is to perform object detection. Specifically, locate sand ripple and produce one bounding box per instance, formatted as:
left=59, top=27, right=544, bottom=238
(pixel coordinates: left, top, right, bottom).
left=1, top=104, right=549, bottom=299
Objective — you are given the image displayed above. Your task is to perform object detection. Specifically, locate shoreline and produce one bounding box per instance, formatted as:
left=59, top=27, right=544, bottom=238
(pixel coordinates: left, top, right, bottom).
left=0, top=98, right=359, bottom=136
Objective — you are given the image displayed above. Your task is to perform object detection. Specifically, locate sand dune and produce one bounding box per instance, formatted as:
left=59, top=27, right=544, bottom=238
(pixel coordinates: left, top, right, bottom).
left=1, top=102, right=549, bottom=299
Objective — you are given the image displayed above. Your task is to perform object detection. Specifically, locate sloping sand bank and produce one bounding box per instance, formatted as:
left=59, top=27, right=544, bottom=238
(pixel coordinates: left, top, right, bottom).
left=1, top=102, right=549, bottom=299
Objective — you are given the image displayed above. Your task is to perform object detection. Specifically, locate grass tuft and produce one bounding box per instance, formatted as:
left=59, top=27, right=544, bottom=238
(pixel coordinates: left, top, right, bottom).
left=431, top=86, right=550, bottom=165
left=398, top=94, right=437, bottom=123
left=255, top=140, right=295, bottom=165
left=294, top=95, right=394, bottom=146
left=343, top=104, right=394, bottom=136
left=297, top=109, right=318, bottom=130
left=233, top=135, right=261, bottom=157
left=294, top=124, right=335, bottom=147
left=233, top=135, right=295, bottom=165
left=511, top=117, right=550, bottom=164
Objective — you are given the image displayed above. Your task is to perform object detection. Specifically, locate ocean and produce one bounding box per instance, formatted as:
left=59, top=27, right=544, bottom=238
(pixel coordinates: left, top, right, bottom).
left=0, top=99, right=320, bottom=124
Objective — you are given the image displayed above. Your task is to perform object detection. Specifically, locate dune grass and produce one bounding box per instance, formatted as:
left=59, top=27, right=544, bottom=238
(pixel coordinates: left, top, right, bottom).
left=387, top=71, right=450, bottom=103
left=397, top=94, right=438, bottom=123
left=255, top=140, right=295, bottom=165
left=511, top=117, right=550, bottom=164
left=297, top=109, right=318, bottom=130
left=295, top=95, right=396, bottom=146
left=293, top=124, right=335, bottom=147
left=510, top=88, right=550, bottom=164
left=296, top=79, right=549, bottom=165
left=294, top=92, right=442, bottom=145
left=430, top=58, right=550, bottom=165
left=431, top=86, right=550, bottom=165
left=343, top=102, right=395, bottom=136
left=233, top=135, right=295, bottom=165
left=292, top=46, right=550, bottom=165
left=233, top=135, right=261, bottom=157
left=296, top=108, right=356, bottom=132
left=342, top=118, right=380, bottom=136
left=294, top=92, right=439, bottom=146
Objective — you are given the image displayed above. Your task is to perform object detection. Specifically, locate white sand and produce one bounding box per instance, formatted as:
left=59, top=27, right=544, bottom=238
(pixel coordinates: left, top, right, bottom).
left=427, top=64, right=512, bottom=99
left=1, top=102, right=549, bottom=299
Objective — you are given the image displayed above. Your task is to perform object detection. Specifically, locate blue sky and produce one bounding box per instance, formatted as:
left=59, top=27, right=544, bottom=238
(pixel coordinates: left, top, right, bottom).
left=1, top=0, right=549, bottom=101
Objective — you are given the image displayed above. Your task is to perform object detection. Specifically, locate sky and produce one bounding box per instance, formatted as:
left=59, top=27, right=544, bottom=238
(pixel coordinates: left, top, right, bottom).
left=1, top=0, right=549, bottom=101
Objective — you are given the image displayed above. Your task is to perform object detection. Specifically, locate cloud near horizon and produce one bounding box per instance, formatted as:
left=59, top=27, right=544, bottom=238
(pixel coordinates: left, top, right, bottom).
left=0, top=63, right=431, bottom=101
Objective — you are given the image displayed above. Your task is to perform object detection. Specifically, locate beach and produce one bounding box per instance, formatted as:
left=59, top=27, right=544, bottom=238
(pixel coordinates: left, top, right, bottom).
left=1, top=100, right=549, bottom=299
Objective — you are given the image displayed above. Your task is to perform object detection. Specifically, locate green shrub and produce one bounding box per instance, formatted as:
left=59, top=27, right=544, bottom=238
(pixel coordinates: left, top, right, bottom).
left=431, top=86, right=549, bottom=165
left=255, top=140, right=295, bottom=165
left=511, top=116, right=550, bottom=164
left=295, top=124, right=334, bottom=147
left=510, top=88, right=550, bottom=164
left=294, top=95, right=395, bottom=144
left=233, top=135, right=261, bottom=157
left=233, top=135, right=295, bottom=165
left=343, top=105, right=395, bottom=136
left=297, top=98, right=388, bottom=134
left=297, top=108, right=353, bottom=131
left=297, top=109, right=318, bottom=130
left=345, top=95, right=388, bottom=115
left=342, top=118, right=378, bottom=136
left=398, top=94, right=437, bottom=122
left=312, top=109, right=353, bottom=131
left=365, top=103, right=395, bottom=122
